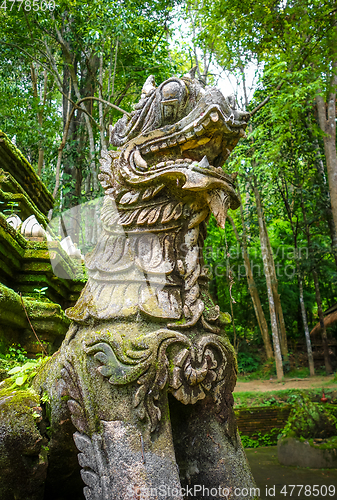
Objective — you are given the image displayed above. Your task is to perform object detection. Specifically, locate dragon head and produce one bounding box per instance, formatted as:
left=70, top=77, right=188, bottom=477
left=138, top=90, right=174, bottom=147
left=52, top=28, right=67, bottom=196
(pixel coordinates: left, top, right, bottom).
left=102, top=70, right=249, bottom=227
left=71, top=72, right=249, bottom=330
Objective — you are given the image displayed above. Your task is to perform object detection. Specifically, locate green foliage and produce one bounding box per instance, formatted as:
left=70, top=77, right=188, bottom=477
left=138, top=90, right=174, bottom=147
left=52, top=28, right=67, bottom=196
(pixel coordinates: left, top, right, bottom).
left=305, top=436, right=337, bottom=450
left=261, top=397, right=278, bottom=407
left=0, top=357, right=16, bottom=374
left=238, top=359, right=276, bottom=381
left=33, top=287, right=48, bottom=300
left=6, top=357, right=51, bottom=391
left=240, top=428, right=280, bottom=448
left=0, top=0, right=184, bottom=205
left=5, top=343, right=28, bottom=363
left=234, top=388, right=337, bottom=409
left=237, top=351, right=260, bottom=374
left=286, top=367, right=310, bottom=378
left=282, top=393, right=337, bottom=440
left=194, top=0, right=337, bottom=373
left=41, top=391, right=51, bottom=405
left=3, top=201, right=20, bottom=216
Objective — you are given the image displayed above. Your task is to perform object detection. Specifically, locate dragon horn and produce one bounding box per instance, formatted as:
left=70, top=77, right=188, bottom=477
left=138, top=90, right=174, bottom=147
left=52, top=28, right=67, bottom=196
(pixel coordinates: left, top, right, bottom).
left=183, top=66, right=198, bottom=80
left=142, top=75, right=156, bottom=96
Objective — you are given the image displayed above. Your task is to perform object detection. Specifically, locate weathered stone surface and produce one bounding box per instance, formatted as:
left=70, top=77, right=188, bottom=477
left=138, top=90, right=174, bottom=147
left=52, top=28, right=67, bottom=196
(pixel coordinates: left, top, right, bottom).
left=278, top=437, right=337, bottom=468
left=0, top=386, right=48, bottom=500
left=0, top=282, right=71, bottom=356
left=170, top=395, right=256, bottom=500
left=0, top=131, right=54, bottom=217
left=0, top=136, right=85, bottom=356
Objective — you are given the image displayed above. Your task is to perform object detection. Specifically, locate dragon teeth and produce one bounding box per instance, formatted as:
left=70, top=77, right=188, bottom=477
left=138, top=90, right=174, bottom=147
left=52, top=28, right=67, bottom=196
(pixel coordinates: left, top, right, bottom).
left=160, top=143, right=168, bottom=149
left=177, top=135, right=186, bottom=143
left=133, top=149, right=148, bottom=170
left=150, top=144, right=159, bottom=152
left=210, top=111, right=219, bottom=122
left=199, top=156, right=210, bottom=168
left=194, top=125, right=204, bottom=136
left=202, top=118, right=210, bottom=128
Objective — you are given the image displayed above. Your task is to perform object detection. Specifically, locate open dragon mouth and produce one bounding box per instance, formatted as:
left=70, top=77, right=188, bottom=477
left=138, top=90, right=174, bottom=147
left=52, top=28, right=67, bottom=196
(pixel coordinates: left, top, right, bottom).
left=127, top=98, right=248, bottom=169
left=116, top=76, right=248, bottom=161
left=109, top=71, right=249, bottom=213
left=71, top=71, right=250, bottom=329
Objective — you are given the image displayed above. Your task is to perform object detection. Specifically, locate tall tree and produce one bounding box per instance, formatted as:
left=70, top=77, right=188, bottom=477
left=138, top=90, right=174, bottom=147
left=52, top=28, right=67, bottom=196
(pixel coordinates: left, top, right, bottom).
left=253, top=179, right=284, bottom=379
left=0, top=0, right=179, bottom=213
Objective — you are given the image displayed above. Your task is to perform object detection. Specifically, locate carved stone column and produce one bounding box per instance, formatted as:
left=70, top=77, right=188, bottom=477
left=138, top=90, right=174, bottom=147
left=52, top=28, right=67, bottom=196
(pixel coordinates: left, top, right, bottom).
left=35, top=70, right=256, bottom=500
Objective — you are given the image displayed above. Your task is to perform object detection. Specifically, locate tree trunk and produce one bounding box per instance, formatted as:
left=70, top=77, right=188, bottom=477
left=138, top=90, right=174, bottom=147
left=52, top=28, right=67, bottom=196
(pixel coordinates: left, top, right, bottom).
left=263, top=217, right=288, bottom=360
left=99, top=53, right=107, bottom=150
left=254, top=180, right=284, bottom=379
left=30, top=63, right=46, bottom=177
left=60, top=64, right=82, bottom=210
left=316, top=58, right=337, bottom=239
left=54, top=25, right=98, bottom=195
left=79, top=53, right=99, bottom=194
left=301, top=198, right=333, bottom=374
left=297, top=264, right=315, bottom=376
left=229, top=206, right=274, bottom=359
left=278, top=174, right=315, bottom=376
left=312, top=269, right=332, bottom=374
left=312, top=138, right=337, bottom=268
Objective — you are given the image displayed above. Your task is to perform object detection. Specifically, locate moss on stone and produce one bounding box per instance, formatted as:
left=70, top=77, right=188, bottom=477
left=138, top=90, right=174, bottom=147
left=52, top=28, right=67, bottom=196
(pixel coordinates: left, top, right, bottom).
left=0, top=130, right=54, bottom=216
left=0, top=187, right=48, bottom=227
left=305, top=436, right=337, bottom=450
left=0, top=383, right=48, bottom=499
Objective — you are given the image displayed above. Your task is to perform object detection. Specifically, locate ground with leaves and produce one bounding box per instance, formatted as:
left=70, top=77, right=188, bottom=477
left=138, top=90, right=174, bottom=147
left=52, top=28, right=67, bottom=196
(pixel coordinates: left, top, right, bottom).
left=235, top=375, right=337, bottom=393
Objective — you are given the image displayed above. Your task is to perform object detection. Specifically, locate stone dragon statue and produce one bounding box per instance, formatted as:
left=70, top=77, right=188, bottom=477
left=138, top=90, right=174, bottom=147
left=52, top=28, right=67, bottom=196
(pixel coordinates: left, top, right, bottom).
left=0, top=71, right=257, bottom=500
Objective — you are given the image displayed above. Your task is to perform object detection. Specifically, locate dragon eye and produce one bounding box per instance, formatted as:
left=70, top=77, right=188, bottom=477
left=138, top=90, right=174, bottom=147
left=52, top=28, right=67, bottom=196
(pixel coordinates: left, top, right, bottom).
left=160, top=81, right=186, bottom=123
left=161, top=81, right=182, bottom=101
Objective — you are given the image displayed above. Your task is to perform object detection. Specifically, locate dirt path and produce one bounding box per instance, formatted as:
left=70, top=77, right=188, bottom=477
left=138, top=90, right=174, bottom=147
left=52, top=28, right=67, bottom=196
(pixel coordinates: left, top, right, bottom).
left=235, top=375, right=337, bottom=393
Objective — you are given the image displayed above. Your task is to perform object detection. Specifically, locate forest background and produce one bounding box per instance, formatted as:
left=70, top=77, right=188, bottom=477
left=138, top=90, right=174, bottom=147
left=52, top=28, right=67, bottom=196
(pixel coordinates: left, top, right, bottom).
left=0, top=0, right=336, bottom=380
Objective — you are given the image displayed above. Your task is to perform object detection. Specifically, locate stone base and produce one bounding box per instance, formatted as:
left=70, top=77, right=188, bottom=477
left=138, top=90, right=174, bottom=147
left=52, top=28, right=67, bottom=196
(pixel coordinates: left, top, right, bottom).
left=0, top=319, right=258, bottom=499
left=278, top=437, right=337, bottom=468
left=0, top=388, right=48, bottom=500
left=169, top=394, right=256, bottom=500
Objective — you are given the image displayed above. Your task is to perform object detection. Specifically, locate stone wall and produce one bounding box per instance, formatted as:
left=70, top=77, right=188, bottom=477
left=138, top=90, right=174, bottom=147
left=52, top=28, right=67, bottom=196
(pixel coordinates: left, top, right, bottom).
left=0, top=131, right=85, bottom=357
